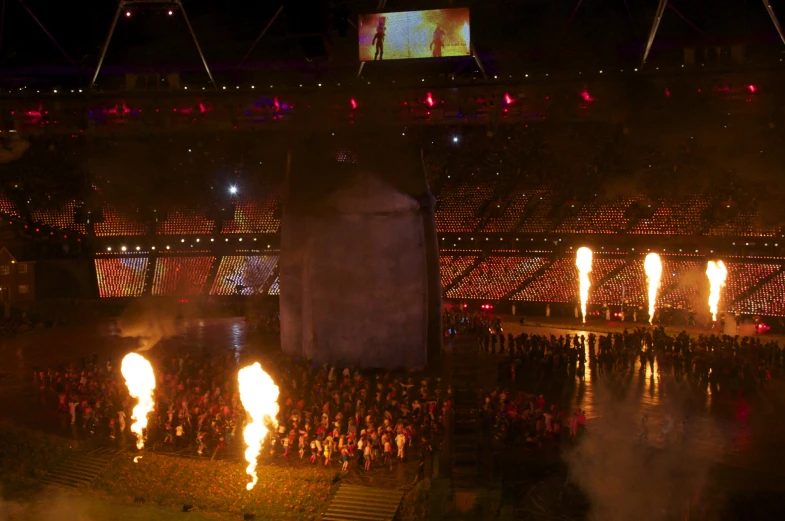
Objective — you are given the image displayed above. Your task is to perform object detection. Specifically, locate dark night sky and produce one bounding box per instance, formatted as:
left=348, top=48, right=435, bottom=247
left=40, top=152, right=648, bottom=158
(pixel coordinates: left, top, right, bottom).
left=0, top=0, right=782, bottom=72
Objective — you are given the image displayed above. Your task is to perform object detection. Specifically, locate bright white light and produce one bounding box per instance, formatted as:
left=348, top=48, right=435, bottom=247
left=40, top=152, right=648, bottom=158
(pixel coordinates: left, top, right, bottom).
left=238, top=362, right=279, bottom=490
left=135, top=246, right=140, bottom=251
left=125, top=11, right=131, bottom=17
left=121, top=246, right=127, bottom=252
left=121, top=353, right=156, bottom=449
left=706, top=260, right=728, bottom=322
left=575, top=247, right=593, bottom=324
left=107, top=247, right=112, bottom=252
left=167, top=10, right=173, bottom=15
left=229, top=185, right=238, bottom=195
left=453, top=136, right=459, bottom=143
left=644, top=253, right=662, bottom=325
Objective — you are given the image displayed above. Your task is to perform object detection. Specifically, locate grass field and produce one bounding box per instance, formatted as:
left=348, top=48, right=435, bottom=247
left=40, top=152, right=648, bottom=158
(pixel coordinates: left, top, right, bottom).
left=92, top=452, right=334, bottom=520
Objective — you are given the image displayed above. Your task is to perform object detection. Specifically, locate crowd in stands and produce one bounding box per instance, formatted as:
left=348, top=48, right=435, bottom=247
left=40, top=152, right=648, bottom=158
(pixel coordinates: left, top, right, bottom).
left=89, top=249, right=785, bottom=319
left=210, top=255, right=278, bottom=296
left=439, top=255, right=477, bottom=290
left=151, top=257, right=213, bottom=296
left=511, top=257, right=626, bottom=303
left=37, top=347, right=446, bottom=474
left=95, top=257, right=149, bottom=298
left=445, top=256, right=548, bottom=300
left=94, top=206, right=148, bottom=237
left=156, top=207, right=215, bottom=236
left=736, top=272, right=785, bottom=317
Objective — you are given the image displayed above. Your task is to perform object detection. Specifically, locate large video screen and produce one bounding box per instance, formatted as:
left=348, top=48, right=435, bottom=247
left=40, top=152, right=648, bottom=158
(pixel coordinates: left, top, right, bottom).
left=359, top=8, right=471, bottom=62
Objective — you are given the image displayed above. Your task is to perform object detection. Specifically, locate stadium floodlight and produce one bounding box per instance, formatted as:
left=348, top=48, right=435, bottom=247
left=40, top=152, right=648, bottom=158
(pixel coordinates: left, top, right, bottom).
left=90, top=0, right=216, bottom=91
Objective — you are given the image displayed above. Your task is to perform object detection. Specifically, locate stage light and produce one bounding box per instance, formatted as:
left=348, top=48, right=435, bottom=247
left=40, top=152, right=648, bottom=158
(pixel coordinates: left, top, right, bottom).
left=107, top=247, right=112, bottom=252
left=135, top=246, right=140, bottom=251
left=748, top=84, right=757, bottom=93
left=126, top=11, right=131, bottom=17
left=229, top=185, right=238, bottom=195
left=350, top=98, right=357, bottom=109
left=168, top=10, right=173, bottom=15
left=151, top=246, right=156, bottom=250
left=121, top=246, right=127, bottom=251
left=453, top=136, right=459, bottom=143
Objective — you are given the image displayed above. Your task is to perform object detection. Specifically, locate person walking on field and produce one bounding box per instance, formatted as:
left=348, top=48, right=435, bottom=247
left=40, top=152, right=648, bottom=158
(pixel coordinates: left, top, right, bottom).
left=396, top=431, right=406, bottom=460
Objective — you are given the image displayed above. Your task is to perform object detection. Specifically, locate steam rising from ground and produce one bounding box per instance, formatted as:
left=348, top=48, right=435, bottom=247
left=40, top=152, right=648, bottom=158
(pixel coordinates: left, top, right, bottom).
left=565, top=381, right=713, bottom=521
left=114, top=299, right=181, bottom=351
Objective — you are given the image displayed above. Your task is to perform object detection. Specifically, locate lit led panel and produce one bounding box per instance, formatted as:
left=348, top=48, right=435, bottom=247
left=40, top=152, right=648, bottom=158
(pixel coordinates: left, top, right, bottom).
left=445, top=257, right=548, bottom=300
left=735, top=271, right=785, bottom=316
left=210, top=256, right=279, bottom=295
left=31, top=200, right=86, bottom=233
left=439, top=256, right=476, bottom=289
left=0, top=194, right=17, bottom=216
left=95, top=257, right=148, bottom=297
left=268, top=277, right=280, bottom=295
left=221, top=188, right=282, bottom=234
left=156, top=207, right=214, bottom=235
left=152, top=256, right=213, bottom=296
left=94, top=205, right=147, bottom=236
left=512, top=257, right=626, bottom=302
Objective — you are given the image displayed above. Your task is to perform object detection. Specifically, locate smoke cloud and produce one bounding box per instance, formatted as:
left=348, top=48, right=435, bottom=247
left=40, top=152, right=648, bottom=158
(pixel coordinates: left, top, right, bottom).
left=114, top=298, right=181, bottom=352
left=565, top=379, right=715, bottom=521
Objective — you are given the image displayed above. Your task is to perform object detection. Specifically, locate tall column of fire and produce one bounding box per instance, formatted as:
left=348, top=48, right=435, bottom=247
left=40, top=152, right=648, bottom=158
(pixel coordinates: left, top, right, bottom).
left=706, top=260, right=728, bottom=322
left=644, top=253, right=662, bottom=325
left=121, top=353, right=156, bottom=450
left=238, top=362, right=280, bottom=491
left=576, top=247, right=593, bottom=324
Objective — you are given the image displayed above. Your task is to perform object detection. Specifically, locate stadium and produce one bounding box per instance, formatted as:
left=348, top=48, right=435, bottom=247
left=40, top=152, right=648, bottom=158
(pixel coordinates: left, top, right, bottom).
left=1, top=0, right=785, bottom=520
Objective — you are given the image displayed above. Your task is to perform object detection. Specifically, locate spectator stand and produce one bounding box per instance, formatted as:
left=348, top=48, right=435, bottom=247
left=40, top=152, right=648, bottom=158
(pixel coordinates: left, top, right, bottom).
left=722, top=261, right=783, bottom=313
left=439, top=254, right=480, bottom=294
left=735, top=269, right=785, bottom=317
left=445, top=255, right=549, bottom=301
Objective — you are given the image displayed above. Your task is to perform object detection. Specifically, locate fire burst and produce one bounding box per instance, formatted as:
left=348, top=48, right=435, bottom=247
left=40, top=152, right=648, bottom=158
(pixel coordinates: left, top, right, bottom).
left=121, top=353, right=156, bottom=450
left=576, top=247, right=593, bottom=324
left=706, top=260, right=728, bottom=322
left=238, top=362, right=280, bottom=491
left=644, top=253, right=662, bottom=325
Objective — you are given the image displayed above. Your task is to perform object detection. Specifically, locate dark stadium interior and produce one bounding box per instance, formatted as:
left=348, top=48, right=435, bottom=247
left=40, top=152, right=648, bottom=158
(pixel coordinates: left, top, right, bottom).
left=1, top=0, right=785, bottom=520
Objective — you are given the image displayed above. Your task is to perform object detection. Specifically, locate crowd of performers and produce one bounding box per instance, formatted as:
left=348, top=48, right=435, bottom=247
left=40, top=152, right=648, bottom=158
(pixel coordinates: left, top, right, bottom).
left=36, top=349, right=445, bottom=474
left=474, top=325, right=780, bottom=452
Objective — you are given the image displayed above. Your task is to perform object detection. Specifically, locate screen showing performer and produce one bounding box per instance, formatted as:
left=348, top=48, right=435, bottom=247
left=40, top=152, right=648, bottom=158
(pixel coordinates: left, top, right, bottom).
left=358, top=8, right=471, bottom=62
